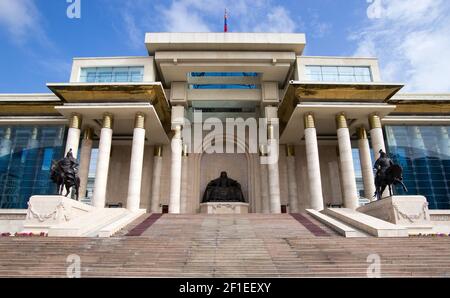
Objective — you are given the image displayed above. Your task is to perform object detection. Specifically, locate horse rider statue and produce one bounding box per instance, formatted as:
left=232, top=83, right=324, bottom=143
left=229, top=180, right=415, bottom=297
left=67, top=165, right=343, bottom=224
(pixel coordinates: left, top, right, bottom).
left=374, top=149, right=393, bottom=180
left=50, top=149, right=80, bottom=200
left=373, top=149, right=408, bottom=200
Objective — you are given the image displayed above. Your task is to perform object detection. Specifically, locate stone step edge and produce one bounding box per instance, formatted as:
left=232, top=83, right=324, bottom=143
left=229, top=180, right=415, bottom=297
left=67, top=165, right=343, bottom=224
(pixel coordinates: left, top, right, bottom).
left=324, top=208, right=409, bottom=238
left=306, top=209, right=368, bottom=238
left=47, top=208, right=125, bottom=237
left=98, top=209, right=147, bottom=238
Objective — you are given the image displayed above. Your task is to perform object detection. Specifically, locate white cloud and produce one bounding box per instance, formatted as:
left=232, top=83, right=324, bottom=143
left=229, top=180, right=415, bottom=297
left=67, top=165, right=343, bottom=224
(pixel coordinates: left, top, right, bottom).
left=352, top=0, right=450, bottom=92
left=253, top=6, right=296, bottom=33
left=159, top=0, right=212, bottom=32
left=122, top=9, right=145, bottom=49
left=0, top=0, right=46, bottom=45
left=117, top=0, right=299, bottom=43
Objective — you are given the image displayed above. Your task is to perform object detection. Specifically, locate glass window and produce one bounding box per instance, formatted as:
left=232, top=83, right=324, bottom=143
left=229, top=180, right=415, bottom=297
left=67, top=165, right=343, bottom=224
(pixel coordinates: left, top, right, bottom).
left=305, top=66, right=373, bottom=82
left=188, top=72, right=260, bottom=89
left=385, top=125, right=450, bottom=209
left=80, top=66, right=144, bottom=83
left=0, top=125, right=66, bottom=209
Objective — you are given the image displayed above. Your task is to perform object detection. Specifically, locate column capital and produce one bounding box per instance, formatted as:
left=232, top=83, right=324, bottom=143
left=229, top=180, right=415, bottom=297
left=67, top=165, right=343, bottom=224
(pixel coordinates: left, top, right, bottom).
left=369, top=114, right=382, bottom=129
left=335, top=113, right=348, bottom=129
left=286, top=144, right=295, bottom=157
left=134, top=112, right=146, bottom=129
left=69, top=113, right=82, bottom=129
left=83, top=127, right=93, bottom=140
left=102, top=113, right=114, bottom=129
left=357, top=127, right=368, bottom=139
left=304, top=113, right=315, bottom=129
left=182, top=143, right=189, bottom=157
left=154, top=145, right=163, bottom=157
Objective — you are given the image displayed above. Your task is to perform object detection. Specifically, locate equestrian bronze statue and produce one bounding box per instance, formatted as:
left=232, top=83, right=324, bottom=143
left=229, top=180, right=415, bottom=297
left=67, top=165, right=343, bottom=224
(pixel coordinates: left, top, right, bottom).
left=50, top=149, right=80, bottom=200
left=373, top=149, right=408, bottom=200
left=202, top=171, right=245, bottom=203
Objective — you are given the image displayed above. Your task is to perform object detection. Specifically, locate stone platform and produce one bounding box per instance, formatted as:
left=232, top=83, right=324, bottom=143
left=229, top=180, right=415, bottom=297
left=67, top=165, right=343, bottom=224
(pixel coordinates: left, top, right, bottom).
left=22, top=195, right=145, bottom=237
left=357, top=196, right=433, bottom=234
left=23, top=195, right=94, bottom=233
left=199, top=202, right=249, bottom=214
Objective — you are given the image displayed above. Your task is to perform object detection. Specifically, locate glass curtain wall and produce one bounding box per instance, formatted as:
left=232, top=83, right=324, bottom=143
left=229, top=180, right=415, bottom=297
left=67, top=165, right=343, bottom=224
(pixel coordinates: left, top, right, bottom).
left=0, top=125, right=65, bottom=209
left=384, top=125, right=450, bottom=209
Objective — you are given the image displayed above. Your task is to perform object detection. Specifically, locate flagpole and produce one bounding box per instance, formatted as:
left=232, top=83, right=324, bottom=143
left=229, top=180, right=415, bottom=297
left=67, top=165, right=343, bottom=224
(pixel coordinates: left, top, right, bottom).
left=224, top=8, right=228, bottom=32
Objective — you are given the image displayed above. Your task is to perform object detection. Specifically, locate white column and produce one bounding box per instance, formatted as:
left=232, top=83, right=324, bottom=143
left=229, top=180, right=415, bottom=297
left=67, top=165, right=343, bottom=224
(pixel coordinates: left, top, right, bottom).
left=150, top=146, right=163, bottom=213
left=286, top=145, right=299, bottom=213
left=0, top=127, right=12, bottom=158
left=126, top=113, right=146, bottom=212
left=64, top=113, right=82, bottom=157
left=335, top=114, right=359, bottom=210
left=78, top=127, right=93, bottom=199
left=439, top=127, right=450, bottom=159
left=357, top=127, right=376, bottom=200
left=259, top=146, right=270, bottom=214
left=169, top=125, right=182, bottom=214
left=28, top=127, right=40, bottom=149
left=267, top=124, right=281, bottom=214
left=369, top=114, right=386, bottom=161
left=369, top=114, right=389, bottom=198
left=304, top=113, right=324, bottom=211
left=92, top=113, right=113, bottom=208
left=180, top=143, right=189, bottom=214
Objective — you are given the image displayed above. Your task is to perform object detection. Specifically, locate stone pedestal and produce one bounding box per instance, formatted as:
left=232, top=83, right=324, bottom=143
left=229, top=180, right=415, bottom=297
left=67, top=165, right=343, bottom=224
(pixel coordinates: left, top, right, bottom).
left=357, top=196, right=433, bottom=233
left=23, top=196, right=95, bottom=233
left=200, top=202, right=249, bottom=214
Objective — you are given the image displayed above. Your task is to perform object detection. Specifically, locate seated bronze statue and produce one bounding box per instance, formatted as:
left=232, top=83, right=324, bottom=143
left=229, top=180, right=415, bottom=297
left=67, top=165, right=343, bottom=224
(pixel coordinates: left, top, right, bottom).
left=202, top=171, right=245, bottom=203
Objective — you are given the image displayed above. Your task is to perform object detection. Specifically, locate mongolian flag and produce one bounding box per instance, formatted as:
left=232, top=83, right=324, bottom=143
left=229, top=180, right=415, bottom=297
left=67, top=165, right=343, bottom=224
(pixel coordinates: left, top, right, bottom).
left=224, top=9, right=228, bottom=32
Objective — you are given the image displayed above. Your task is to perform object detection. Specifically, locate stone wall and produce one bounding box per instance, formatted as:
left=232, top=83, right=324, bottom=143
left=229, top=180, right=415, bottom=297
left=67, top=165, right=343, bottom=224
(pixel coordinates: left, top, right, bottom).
left=0, top=210, right=26, bottom=234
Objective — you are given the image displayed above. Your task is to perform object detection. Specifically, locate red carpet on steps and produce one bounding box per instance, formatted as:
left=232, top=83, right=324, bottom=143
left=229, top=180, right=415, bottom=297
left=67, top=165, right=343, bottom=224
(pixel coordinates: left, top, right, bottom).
left=126, top=213, right=163, bottom=236
left=290, top=213, right=330, bottom=237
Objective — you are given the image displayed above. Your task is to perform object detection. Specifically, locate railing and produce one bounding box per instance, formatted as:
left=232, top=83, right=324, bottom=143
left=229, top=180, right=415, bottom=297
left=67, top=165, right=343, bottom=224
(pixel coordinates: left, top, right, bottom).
left=79, top=74, right=144, bottom=83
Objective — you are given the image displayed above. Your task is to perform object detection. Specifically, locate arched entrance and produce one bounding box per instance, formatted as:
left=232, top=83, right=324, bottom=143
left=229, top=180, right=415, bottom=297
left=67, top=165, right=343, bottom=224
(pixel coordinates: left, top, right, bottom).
left=200, top=153, right=248, bottom=203
left=190, top=133, right=260, bottom=213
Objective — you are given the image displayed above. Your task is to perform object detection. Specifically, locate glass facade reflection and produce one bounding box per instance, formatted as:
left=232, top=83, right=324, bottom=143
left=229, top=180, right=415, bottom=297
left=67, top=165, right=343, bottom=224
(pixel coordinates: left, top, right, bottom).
left=0, top=125, right=66, bottom=209
left=385, top=125, right=450, bottom=209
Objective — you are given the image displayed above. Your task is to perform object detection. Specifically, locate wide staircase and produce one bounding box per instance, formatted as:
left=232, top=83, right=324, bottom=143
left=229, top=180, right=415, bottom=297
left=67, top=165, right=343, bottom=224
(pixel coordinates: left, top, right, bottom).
left=1, top=213, right=450, bottom=277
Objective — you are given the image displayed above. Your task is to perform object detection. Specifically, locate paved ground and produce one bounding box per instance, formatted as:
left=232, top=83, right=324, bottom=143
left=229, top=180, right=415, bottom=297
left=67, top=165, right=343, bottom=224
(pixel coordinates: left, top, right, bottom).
left=1, top=213, right=450, bottom=277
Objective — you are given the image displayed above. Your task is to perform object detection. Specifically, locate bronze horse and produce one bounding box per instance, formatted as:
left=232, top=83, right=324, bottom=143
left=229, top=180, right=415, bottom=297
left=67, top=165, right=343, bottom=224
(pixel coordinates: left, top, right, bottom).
left=50, top=150, right=80, bottom=200
left=374, top=164, right=408, bottom=200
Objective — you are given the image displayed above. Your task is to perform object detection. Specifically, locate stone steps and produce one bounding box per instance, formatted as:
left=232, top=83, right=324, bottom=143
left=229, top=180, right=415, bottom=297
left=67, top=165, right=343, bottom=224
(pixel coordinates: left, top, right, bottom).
left=1, top=213, right=450, bottom=277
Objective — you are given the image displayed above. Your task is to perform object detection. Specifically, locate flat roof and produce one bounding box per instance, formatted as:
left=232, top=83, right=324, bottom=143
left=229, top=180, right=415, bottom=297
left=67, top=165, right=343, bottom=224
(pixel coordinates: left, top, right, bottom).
left=390, top=93, right=450, bottom=103
left=0, top=93, right=59, bottom=102
left=145, top=32, right=306, bottom=55
left=47, top=82, right=172, bottom=135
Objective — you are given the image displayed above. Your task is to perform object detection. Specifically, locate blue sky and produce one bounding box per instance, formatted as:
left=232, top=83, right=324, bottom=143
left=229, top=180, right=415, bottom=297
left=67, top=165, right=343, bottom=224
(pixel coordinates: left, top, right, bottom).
left=0, top=0, right=449, bottom=93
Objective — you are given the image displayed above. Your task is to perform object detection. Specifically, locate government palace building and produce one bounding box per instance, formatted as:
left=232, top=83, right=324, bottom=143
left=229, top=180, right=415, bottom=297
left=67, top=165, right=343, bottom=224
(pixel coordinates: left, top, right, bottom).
left=0, top=32, right=449, bottom=240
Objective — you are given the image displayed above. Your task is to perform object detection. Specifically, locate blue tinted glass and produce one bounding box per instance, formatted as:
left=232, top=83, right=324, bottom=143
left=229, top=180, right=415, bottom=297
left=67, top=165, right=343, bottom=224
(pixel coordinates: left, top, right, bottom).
left=0, top=125, right=65, bottom=209
left=385, top=125, right=450, bottom=209
left=190, top=72, right=258, bottom=77
left=188, top=72, right=260, bottom=89
left=305, top=66, right=373, bottom=82
left=80, top=67, right=144, bottom=83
